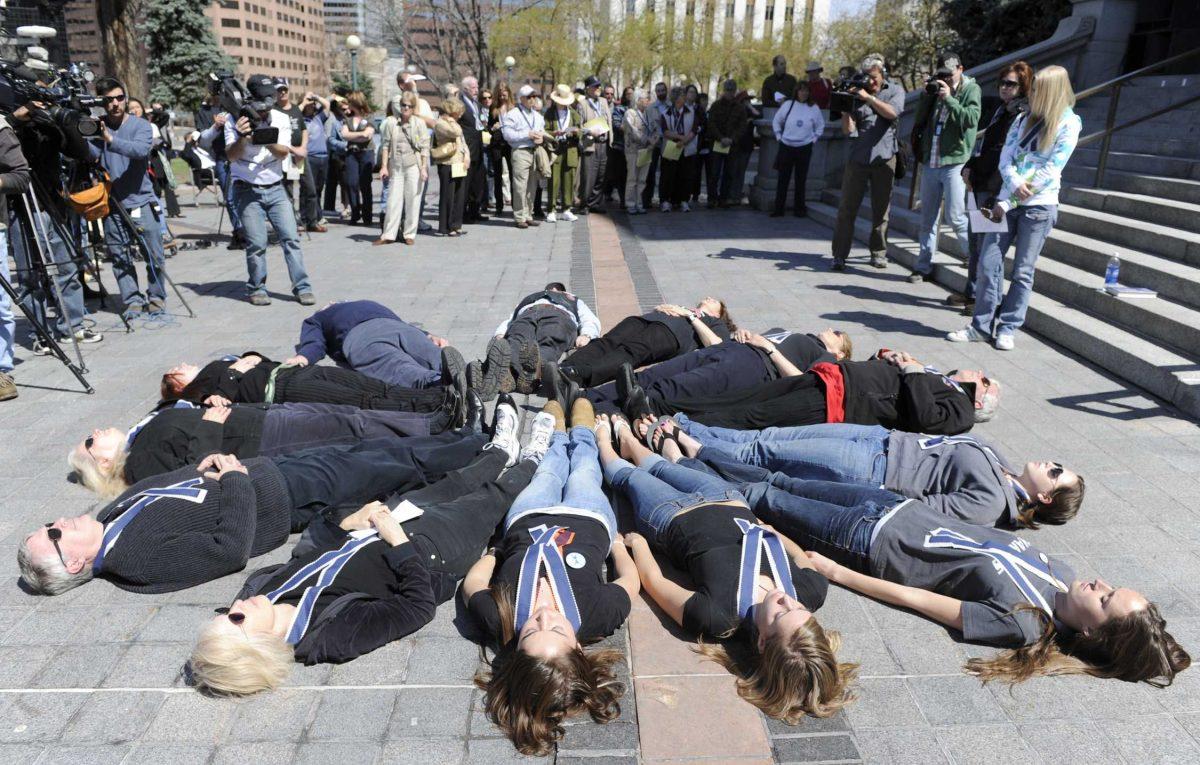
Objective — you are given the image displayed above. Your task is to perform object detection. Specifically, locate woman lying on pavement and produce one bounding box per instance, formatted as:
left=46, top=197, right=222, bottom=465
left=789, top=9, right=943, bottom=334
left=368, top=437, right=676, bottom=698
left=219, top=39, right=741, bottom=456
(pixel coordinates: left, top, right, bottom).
left=636, top=424, right=1189, bottom=688
left=19, top=433, right=488, bottom=596
left=466, top=398, right=640, bottom=756
left=660, top=419, right=1083, bottom=528
left=583, top=327, right=852, bottom=411
left=596, top=413, right=857, bottom=723
left=188, top=400, right=538, bottom=696
left=70, top=399, right=470, bottom=498
left=159, top=351, right=462, bottom=414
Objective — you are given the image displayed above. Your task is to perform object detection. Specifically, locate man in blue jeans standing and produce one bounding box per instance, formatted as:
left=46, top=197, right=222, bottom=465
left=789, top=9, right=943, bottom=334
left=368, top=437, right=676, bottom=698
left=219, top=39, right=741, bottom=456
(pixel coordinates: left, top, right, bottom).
left=90, top=77, right=169, bottom=320
left=225, top=74, right=315, bottom=307
left=909, top=52, right=981, bottom=284
left=0, top=111, right=32, bottom=401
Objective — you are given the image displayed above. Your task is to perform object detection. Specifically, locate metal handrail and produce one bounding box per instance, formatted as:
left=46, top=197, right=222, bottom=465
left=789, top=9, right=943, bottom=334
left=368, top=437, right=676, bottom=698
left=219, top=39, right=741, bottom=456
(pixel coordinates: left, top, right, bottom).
left=1075, top=46, right=1200, bottom=101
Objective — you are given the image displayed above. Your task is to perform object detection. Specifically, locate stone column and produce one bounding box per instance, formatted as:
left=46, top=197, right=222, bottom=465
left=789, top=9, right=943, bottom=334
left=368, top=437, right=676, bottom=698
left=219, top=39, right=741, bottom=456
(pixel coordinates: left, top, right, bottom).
left=1069, top=0, right=1139, bottom=88
left=749, top=108, right=779, bottom=211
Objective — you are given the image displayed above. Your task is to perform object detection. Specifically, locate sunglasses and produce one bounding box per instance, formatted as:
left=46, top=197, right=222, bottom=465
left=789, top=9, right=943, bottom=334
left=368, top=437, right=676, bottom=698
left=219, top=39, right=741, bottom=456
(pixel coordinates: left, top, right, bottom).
left=44, top=523, right=67, bottom=566
left=1048, top=462, right=1064, bottom=480
left=400, top=104, right=413, bottom=110
left=84, top=435, right=94, bottom=452
left=999, top=80, right=1019, bottom=88
left=214, top=607, right=246, bottom=625
left=104, top=94, right=127, bottom=103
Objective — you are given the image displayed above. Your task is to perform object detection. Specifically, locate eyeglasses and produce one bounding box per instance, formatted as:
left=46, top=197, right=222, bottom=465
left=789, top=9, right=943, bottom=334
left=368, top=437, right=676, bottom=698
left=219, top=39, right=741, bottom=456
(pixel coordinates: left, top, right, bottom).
left=104, top=94, right=127, bottom=103
left=999, top=80, right=1020, bottom=88
left=44, top=523, right=67, bottom=566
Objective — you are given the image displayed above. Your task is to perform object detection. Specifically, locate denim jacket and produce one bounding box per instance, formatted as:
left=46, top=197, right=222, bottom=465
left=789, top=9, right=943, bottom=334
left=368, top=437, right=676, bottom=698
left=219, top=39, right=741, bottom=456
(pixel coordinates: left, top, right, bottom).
left=326, top=116, right=348, bottom=157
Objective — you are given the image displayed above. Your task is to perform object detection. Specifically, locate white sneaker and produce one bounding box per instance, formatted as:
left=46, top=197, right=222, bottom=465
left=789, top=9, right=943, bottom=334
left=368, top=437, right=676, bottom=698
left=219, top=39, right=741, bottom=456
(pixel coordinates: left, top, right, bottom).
left=546, top=211, right=558, bottom=223
left=661, top=202, right=671, bottom=213
left=994, top=333, right=1015, bottom=351
left=946, top=325, right=986, bottom=343
left=681, top=202, right=691, bottom=212
left=486, top=403, right=521, bottom=466
left=561, top=210, right=578, bottom=222
left=520, top=412, right=556, bottom=463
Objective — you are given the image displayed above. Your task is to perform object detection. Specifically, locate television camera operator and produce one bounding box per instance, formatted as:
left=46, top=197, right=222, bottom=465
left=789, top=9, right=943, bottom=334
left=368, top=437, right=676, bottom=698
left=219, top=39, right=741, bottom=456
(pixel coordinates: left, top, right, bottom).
left=0, top=98, right=32, bottom=402
left=7, top=67, right=104, bottom=351
left=829, top=54, right=906, bottom=272
left=148, top=100, right=183, bottom=218
left=196, top=79, right=247, bottom=249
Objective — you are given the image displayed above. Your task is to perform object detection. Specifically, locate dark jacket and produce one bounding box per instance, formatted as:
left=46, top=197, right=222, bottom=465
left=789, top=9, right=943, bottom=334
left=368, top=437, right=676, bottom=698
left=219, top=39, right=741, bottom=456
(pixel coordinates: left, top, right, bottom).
left=124, top=405, right=269, bottom=485
left=180, top=354, right=277, bottom=404
left=644, top=310, right=732, bottom=355
left=458, top=95, right=485, bottom=161
left=97, top=459, right=292, bottom=593
left=295, top=299, right=409, bottom=366
left=762, top=73, right=799, bottom=107
left=964, top=98, right=1028, bottom=194
left=706, top=97, right=749, bottom=147
left=0, top=118, right=31, bottom=229
left=840, top=360, right=976, bottom=435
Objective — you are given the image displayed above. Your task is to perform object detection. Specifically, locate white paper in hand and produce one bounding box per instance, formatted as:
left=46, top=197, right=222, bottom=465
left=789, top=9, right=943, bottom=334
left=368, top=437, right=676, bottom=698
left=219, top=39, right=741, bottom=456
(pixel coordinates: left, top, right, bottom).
left=966, top=194, right=1008, bottom=234
left=348, top=499, right=425, bottom=539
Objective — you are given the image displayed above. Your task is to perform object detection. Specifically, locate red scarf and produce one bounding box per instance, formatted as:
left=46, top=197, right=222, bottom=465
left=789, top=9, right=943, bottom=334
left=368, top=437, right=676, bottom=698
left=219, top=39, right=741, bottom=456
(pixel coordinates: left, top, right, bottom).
left=809, top=362, right=845, bottom=423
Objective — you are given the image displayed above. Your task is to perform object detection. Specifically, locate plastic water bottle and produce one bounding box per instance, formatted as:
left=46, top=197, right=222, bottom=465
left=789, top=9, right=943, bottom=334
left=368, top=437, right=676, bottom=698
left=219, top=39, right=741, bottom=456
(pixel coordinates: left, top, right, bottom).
left=1105, top=254, right=1121, bottom=287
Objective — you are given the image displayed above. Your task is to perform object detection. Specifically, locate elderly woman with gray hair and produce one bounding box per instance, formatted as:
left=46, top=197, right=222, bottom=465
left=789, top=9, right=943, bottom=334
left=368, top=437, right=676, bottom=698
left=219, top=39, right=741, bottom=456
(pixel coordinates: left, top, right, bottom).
left=623, top=89, right=657, bottom=215
left=376, top=91, right=431, bottom=246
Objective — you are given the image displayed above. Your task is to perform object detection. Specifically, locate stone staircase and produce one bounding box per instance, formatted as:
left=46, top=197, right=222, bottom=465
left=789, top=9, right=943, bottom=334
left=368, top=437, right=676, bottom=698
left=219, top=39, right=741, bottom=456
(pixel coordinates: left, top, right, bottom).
left=809, top=76, right=1200, bottom=419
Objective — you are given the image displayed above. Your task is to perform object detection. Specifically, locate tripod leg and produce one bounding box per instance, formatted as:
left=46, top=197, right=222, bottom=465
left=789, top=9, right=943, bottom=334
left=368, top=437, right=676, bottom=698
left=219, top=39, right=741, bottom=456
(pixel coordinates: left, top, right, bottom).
left=112, top=203, right=196, bottom=319
left=0, top=274, right=94, bottom=394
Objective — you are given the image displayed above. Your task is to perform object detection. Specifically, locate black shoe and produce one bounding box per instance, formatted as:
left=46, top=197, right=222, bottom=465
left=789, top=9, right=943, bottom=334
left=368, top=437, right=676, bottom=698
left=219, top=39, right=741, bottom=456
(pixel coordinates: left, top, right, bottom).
left=623, top=385, right=652, bottom=422
left=769, top=210, right=784, bottom=218
left=615, top=362, right=637, bottom=404
left=464, top=389, right=485, bottom=433
left=439, top=386, right=463, bottom=433
left=542, top=361, right=569, bottom=412
left=467, top=360, right=493, bottom=401
left=440, top=346, right=467, bottom=404
left=226, top=234, right=246, bottom=251
left=831, top=258, right=846, bottom=272
left=481, top=337, right=512, bottom=400
left=513, top=337, right=541, bottom=395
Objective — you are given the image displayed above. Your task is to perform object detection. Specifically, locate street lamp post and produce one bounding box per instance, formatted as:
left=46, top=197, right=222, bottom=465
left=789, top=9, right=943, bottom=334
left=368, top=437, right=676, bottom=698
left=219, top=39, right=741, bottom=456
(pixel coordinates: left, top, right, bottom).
left=504, top=55, right=515, bottom=82
left=346, top=34, right=362, bottom=91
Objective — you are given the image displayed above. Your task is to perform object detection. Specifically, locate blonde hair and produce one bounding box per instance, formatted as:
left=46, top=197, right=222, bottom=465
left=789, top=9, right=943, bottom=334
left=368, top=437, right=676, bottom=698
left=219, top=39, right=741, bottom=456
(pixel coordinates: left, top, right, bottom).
left=1026, top=65, right=1075, bottom=154
left=68, top=445, right=130, bottom=499
left=190, top=619, right=295, bottom=697
left=696, top=620, right=857, bottom=724
left=346, top=92, right=370, bottom=116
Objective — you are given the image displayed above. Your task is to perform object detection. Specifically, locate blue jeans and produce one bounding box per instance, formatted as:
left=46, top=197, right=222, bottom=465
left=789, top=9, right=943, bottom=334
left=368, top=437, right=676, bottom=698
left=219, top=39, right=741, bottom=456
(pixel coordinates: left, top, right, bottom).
left=234, top=182, right=311, bottom=297
left=103, top=201, right=167, bottom=308
left=605, top=454, right=745, bottom=546
left=915, top=163, right=970, bottom=274
left=506, top=427, right=617, bottom=539
left=214, top=159, right=244, bottom=233
left=0, top=230, right=14, bottom=372
left=683, top=420, right=889, bottom=485
left=970, top=204, right=1057, bottom=338
left=9, top=212, right=86, bottom=337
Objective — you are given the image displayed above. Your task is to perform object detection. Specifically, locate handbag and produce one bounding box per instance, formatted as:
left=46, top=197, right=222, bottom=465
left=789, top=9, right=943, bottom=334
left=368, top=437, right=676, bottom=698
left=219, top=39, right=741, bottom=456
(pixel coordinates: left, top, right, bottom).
left=430, top=140, right=457, bottom=162
left=894, top=143, right=909, bottom=180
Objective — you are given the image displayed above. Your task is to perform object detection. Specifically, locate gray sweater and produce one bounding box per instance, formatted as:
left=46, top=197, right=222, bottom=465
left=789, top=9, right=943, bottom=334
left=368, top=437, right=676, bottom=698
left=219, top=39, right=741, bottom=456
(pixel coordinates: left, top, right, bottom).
left=0, top=118, right=31, bottom=229
left=883, top=432, right=1019, bottom=527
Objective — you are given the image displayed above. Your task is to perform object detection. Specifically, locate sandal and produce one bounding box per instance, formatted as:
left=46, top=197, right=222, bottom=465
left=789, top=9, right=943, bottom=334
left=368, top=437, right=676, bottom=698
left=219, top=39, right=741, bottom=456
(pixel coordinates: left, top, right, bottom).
left=642, top=415, right=673, bottom=452
left=610, top=414, right=631, bottom=452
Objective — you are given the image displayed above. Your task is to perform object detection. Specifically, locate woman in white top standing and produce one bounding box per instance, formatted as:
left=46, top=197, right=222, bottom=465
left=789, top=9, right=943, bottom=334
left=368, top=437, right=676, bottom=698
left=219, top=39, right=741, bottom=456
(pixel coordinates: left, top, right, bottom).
left=376, top=92, right=430, bottom=246
left=622, top=89, right=656, bottom=215
left=947, top=65, right=1081, bottom=352
left=771, top=82, right=824, bottom=218
left=657, top=87, right=698, bottom=213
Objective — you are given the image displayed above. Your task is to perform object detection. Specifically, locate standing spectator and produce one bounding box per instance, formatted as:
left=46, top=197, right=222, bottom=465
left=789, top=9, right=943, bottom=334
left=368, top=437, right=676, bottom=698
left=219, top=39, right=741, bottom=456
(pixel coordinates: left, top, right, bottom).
left=690, top=88, right=709, bottom=204
left=488, top=83, right=514, bottom=216
left=705, top=79, right=749, bottom=208
left=324, top=96, right=350, bottom=219
left=224, top=73, right=314, bottom=306
left=910, top=53, right=982, bottom=283
left=127, top=98, right=176, bottom=227
left=605, top=86, right=630, bottom=207
left=0, top=105, right=31, bottom=401
left=762, top=55, right=799, bottom=109
left=805, top=63, right=833, bottom=110
left=623, top=88, right=656, bottom=215
left=89, top=78, right=169, bottom=318
left=641, top=81, right=670, bottom=210
left=479, top=88, right=494, bottom=213
left=531, top=93, right=548, bottom=220
left=398, top=72, right=437, bottom=232
left=771, top=81, right=824, bottom=218
left=577, top=75, right=613, bottom=213
left=459, top=76, right=489, bottom=222
left=948, top=65, right=1080, bottom=352
left=729, top=91, right=760, bottom=205
left=273, top=80, right=318, bottom=234
left=829, top=54, right=905, bottom=271
left=433, top=98, right=469, bottom=237
left=377, top=92, right=430, bottom=246
left=340, top=92, right=376, bottom=226
left=544, top=84, right=581, bottom=223
left=658, top=86, right=698, bottom=212
left=196, top=88, right=246, bottom=249
left=500, top=85, right=546, bottom=230
left=949, top=62, right=1032, bottom=312
left=148, top=100, right=183, bottom=218
left=302, top=93, right=330, bottom=232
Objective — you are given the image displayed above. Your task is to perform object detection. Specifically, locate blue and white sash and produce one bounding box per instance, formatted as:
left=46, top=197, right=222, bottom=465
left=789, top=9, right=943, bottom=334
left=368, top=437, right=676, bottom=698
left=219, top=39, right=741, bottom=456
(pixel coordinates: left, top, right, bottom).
left=922, top=365, right=967, bottom=397
left=735, top=518, right=796, bottom=620
left=125, top=400, right=200, bottom=449
left=924, top=527, right=1065, bottom=615
left=267, top=535, right=380, bottom=645
left=919, top=435, right=1026, bottom=503
left=93, top=478, right=208, bottom=573
left=513, top=525, right=582, bottom=633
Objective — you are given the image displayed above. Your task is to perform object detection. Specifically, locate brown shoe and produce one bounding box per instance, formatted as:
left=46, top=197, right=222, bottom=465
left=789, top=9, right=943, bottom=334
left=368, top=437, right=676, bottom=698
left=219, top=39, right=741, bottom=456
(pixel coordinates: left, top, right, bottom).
left=404, top=238, right=415, bottom=245
left=373, top=238, right=394, bottom=246
left=526, top=219, right=541, bottom=227
left=543, top=400, right=567, bottom=432
left=308, top=224, right=329, bottom=233
left=570, top=397, right=594, bottom=428
left=0, top=372, right=17, bottom=402
left=945, top=293, right=969, bottom=307
left=516, top=221, right=529, bottom=229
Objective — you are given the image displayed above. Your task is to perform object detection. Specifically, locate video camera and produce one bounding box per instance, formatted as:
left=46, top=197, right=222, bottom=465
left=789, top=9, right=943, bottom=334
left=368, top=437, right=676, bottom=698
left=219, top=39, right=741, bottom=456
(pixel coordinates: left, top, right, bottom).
left=829, top=71, right=872, bottom=115
left=0, top=60, right=101, bottom=138
left=211, top=71, right=279, bottom=145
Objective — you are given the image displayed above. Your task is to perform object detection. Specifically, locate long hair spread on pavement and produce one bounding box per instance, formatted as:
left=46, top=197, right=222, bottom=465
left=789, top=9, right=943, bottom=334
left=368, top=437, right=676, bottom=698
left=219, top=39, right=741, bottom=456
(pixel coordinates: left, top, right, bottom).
left=189, top=618, right=295, bottom=697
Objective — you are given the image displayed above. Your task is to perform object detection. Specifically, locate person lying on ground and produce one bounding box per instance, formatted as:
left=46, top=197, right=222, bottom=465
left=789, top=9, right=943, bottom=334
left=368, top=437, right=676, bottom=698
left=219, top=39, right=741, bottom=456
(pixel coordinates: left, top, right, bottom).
left=281, top=299, right=466, bottom=390
left=69, top=400, right=477, bottom=498
left=471, top=282, right=603, bottom=400
left=467, top=398, right=640, bottom=756
left=652, top=419, right=1082, bottom=528
left=187, top=403, right=539, bottom=696
left=623, top=350, right=998, bottom=436
left=18, top=433, right=488, bottom=595
left=597, top=413, right=857, bottom=723
left=544, top=296, right=736, bottom=391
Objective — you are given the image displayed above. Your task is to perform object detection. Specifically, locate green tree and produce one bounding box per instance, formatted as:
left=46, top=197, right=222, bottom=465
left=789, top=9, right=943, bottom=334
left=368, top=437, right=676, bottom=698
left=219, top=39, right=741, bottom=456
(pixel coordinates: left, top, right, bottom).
left=331, top=71, right=377, bottom=110
left=142, top=0, right=235, bottom=111
left=942, top=0, right=1072, bottom=66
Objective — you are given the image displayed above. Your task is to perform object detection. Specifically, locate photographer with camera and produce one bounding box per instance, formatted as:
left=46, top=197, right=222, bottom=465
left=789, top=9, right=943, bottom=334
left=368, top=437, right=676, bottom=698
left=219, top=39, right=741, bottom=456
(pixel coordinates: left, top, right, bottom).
left=909, top=53, right=981, bottom=284
left=148, top=101, right=182, bottom=218
left=89, top=77, right=169, bottom=319
left=197, top=82, right=247, bottom=249
left=224, top=74, right=314, bottom=307
left=0, top=108, right=32, bottom=401
left=829, top=54, right=906, bottom=271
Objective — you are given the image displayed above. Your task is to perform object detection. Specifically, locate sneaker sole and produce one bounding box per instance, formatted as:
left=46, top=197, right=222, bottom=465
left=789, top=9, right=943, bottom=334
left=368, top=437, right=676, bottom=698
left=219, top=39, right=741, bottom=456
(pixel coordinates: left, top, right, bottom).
left=467, top=360, right=497, bottom=401
left=482, top=337, right=511, bottom=396
left=441, top=347, right=467, bottom=400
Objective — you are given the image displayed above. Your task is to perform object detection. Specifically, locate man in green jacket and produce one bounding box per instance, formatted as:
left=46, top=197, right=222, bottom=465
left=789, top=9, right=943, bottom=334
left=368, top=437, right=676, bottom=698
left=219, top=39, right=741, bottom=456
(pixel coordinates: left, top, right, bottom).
left=909, top=52, right=981, bottom=283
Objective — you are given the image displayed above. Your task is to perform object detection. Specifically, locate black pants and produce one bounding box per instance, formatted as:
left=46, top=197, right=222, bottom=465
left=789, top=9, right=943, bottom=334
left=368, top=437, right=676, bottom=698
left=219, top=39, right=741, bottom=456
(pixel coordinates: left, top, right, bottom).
left=649, top=373, right=827, bottom=429
left=345, top=150, right=375, bottom=224
left=259, top=402, right=448, bottom=455
left=324, top=154, right=347, bottom=212
left=276, top=366, right=449, bottom=414
left=659, top=155, right=697, bottom=205
left=506, top=305, right=578, bottom=364
left=465, top=150, right=487, bottom=219
left=588, top=342, right=772, bottom=409
left=438, top=165, right=466, bottom=233
left=561, top=316, right=679, bottom=387
left=275, top=432, right=488, bottom=529
left=604, top=145, right=626, bottom=206
left=641, top=147, right=661, bottom=208
left=774, top=143, right=813, bottom=215
left=581, top=148, right=607, bottom=209
left=301, top=155, right=326, bottom=226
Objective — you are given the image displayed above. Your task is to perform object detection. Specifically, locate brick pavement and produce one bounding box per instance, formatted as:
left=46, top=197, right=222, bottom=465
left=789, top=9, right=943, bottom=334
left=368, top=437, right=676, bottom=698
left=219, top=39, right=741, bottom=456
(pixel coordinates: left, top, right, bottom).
left=2, top=193, right=1199, bottom=764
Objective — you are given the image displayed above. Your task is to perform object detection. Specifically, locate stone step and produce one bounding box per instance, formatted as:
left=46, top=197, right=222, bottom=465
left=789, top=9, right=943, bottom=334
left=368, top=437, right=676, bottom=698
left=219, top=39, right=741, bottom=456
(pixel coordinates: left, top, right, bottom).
left=1103, top=134, right=1200, bottom=159
left=1053, top=203, right=1200, bottom=266
left=809, top=197, right=1200, bottom=418
left=1061, top=187, right=1200, bottom=235
left=1063, top=166, right=1200, bottom=205
left=1070, top=147, right=1200, bottom=181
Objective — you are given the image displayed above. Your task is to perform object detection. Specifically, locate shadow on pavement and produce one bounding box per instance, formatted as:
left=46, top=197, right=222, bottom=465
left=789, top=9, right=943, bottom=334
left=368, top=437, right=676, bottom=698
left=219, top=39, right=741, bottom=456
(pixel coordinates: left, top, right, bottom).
left=705, top=247, right=827, bottom=271
left=1047, top=390, right=1176, bottom=421
left=820, top=309, right=947, bottom=338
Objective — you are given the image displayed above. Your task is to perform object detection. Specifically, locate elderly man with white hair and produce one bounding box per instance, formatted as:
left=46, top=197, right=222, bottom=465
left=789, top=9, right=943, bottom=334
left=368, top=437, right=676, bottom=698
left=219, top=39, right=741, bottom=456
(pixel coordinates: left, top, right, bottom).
left=458, top=76, right=489, bottom=222
left=622, top=88, right=657, bottom=215
left=500, top=85, right=546, bottom=229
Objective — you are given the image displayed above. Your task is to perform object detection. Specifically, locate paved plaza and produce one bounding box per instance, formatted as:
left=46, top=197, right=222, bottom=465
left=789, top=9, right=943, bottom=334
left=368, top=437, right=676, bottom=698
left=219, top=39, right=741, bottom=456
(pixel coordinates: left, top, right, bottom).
left=2, top=189, right=1200, bottom=764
